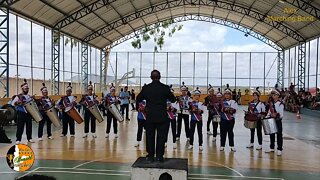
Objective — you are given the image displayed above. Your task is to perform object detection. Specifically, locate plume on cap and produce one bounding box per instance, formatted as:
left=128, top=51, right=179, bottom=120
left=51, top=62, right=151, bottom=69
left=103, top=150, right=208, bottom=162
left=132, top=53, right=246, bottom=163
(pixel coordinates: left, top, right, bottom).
left=224, top=84, right=232, bottom=94
left=180, top=82, right=187, bottom=91
left=21, top=79, right=28, bottom=88
left=169, top=84, right=174, bottom=93
left=110, top=83, right=115, bottom=91
left=208, top=84, right=214, bottom=92
left=41, top=82, right=47, bottom=92
left=253, top=87, right=261, bottom=96
left=66, top=83, right=72, bottom=91
left=88, top=81, right=93, bottom=88
left=193, top=87, right=201, bottom=95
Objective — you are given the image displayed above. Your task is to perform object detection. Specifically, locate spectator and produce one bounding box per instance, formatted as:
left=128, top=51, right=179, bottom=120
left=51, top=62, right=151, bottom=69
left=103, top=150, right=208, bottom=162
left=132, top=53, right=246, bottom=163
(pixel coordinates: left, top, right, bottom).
left=119, top=86, right=130, bottom=121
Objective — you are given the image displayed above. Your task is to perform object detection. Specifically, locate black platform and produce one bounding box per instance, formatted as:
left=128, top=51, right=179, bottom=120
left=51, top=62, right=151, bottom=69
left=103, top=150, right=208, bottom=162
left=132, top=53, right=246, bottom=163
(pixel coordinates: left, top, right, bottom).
left=132, top=157, right=188, bottom=171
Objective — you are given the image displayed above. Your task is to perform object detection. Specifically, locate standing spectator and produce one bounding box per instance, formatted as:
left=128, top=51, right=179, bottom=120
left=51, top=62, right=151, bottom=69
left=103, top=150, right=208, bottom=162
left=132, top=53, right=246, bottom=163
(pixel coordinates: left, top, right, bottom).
left=120, top=86, right=130, bottom=121
left=232, top=89, right=237, bottom=101
left=237, top=89, right=241, bottom=105
left=130, top=89, right=136, bottom=111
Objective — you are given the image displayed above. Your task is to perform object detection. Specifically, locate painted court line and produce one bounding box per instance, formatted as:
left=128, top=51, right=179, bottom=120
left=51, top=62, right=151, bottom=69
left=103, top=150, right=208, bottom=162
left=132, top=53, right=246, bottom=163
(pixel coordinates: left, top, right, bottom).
left=72, top=158, right=110, bottom=169
left=38, top=167, right=130, bottom=173
left=208, top=160, right=244, bottom=177
left=25, top=170, right=130, bottom=177
left=16, top=167, right=40, bottom=179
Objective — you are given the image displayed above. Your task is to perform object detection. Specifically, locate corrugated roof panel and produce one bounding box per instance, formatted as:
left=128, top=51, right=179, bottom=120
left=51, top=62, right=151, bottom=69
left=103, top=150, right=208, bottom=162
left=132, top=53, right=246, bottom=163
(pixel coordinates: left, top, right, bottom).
left=50, top=0, right=80, bottom=14
left=96, top=6, right=120, bottom=24
left=78, top=13, right=105, bottom=30
left=227, top=13, right=243, bottom=23
left=213, top=9, right=229, bottom=19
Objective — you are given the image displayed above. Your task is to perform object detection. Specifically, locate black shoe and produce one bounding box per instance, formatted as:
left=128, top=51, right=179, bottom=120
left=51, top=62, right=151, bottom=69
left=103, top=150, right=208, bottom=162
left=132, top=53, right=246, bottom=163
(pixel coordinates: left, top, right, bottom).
left=146, top=156, right=154, bottom=163
left=156, top=157, right=164, bottom=162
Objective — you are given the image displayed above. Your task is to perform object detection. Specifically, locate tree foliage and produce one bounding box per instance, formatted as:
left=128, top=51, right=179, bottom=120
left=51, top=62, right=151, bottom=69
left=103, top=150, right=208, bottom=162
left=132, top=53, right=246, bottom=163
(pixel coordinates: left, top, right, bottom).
left=131, top=19, right=183, bottom=52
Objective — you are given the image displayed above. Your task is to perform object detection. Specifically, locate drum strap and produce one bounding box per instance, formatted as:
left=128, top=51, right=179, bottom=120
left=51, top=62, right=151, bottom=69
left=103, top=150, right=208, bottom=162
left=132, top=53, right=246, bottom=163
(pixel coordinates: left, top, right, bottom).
left=249, top=101, right=260, bottom=113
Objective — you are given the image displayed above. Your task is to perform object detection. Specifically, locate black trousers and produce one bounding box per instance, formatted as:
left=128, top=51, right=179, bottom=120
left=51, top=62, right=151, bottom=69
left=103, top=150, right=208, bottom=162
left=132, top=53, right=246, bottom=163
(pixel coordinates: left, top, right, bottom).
left=145, top=120, right=170, bottom=159
left=207, top=112, right=219, bottom=137
left=121, top=104, right=129, bottom=120
left=62, top=112, right=75, bottom=135
left=106, top=111, right=118, bottom=134
left=136, top=119, right=145, bottom=141
left=270, top=120, right=283, bottom=150
left=38, top=114, right=52, bottom=138
left=131, top=102, right=135, bottom=110
left=16, top=111, right=32, bottom=141
left=166, top=118, right=177, bottom=143
left=190, top=120, right=203, bottom=146
left=84, top=109, right=96, bottom=133
left=250, top=120, right=262, bottom=145
left=176, top=113, right=190, bottom=138
left=220, top=119, right=235, bottom=147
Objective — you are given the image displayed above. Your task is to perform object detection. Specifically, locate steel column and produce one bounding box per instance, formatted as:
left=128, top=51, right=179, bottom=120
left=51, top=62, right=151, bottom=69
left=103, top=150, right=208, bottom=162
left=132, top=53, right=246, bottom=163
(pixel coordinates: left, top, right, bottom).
left=0, top=6, right=9, bottom=97
left=81, top=43, right=89, bottom=93
left=51, top=30, right=60, bottom=95
left=297, top=42, right=306, bottom=90
left=277, top=50, right=285, bottom=88
left=100, top=48, right=107, bottom=91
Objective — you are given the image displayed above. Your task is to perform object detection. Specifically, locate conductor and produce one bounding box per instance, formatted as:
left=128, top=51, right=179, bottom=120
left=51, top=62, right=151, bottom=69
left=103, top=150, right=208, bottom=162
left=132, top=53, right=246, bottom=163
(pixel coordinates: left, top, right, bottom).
left=136, top=70, right=176, bottom=162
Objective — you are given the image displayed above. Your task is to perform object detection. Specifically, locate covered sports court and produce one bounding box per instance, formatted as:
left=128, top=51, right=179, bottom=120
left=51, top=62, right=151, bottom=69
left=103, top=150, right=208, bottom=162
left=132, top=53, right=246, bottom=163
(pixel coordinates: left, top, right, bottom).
left=0, top=0, right=320, bottom=179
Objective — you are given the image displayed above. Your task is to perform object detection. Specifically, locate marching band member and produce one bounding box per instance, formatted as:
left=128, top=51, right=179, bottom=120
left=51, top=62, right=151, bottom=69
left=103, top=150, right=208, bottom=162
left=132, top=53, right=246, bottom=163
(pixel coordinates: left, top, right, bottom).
left=38, top=83, right=53, bottom=140
left=220, top=84, right=238, bottom=152
left=246, top=87, right=265, bottom=150
left=81, top=81, right=99, bottom=138
left=135, top=100, right=146, bottom=147
left=176, top=82, right=192, bottom=141
left=165, top=86, right=178, bottom=149
left=265, top=87, right=284, bottom=156
left=204, top=84, right=216, bottom=136
left=188, top=88, right=205, bottom=151
left=11, top=79, right=35, bottom=144
left=212, top=91, right=223, bottom=142
left=105, top=84, right=121, bottom=138
left=56, top=83, right=77, bottom=137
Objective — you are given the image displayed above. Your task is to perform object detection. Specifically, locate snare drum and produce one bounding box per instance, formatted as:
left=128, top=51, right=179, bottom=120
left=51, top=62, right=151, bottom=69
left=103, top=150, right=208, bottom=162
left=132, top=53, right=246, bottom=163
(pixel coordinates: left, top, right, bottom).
left=261, top=118, right=278, bottom=135
left=244, top=119, right=257, bottom=129
left=212, top=115, right=221, bottom=122
left=181, top=109, right=189, bottom=115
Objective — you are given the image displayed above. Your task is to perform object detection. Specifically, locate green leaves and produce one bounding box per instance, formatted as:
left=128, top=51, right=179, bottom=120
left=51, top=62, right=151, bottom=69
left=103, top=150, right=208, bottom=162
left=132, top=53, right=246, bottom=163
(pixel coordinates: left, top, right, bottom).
left=130, top=18, right=183, bottom=52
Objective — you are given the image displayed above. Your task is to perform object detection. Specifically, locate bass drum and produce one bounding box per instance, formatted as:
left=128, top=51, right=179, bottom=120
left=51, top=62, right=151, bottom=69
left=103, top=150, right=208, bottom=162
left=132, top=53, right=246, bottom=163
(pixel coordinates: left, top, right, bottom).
left=24, top=100, right=43, bottom=122
left=88, top=104, right=104, bottom=123
left=66, top=107, right=84, bottom=124
left=108, top=104, right=124, bottom=122
left=45, top=107, right=61, bottom=127
left=261, top=118, right=278, bottom=135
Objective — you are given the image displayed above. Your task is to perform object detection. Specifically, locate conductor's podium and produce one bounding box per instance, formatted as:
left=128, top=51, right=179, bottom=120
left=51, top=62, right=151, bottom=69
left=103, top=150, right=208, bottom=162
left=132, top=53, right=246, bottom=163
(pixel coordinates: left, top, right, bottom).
left=131, top=157, right=188, bottom=180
